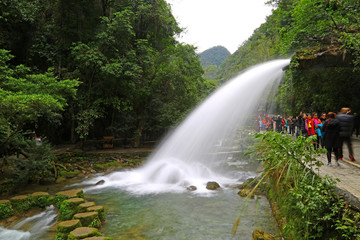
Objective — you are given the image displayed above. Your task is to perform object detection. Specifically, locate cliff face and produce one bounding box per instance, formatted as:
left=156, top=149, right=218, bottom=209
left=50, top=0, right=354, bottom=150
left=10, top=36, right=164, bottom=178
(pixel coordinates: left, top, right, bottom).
left=295, top=45, right=354, bottom=69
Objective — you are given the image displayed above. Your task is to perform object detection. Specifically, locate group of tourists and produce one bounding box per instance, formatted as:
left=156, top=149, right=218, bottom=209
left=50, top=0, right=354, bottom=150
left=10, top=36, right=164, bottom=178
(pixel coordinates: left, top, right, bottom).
left=255, top=108, right=360, bottom=167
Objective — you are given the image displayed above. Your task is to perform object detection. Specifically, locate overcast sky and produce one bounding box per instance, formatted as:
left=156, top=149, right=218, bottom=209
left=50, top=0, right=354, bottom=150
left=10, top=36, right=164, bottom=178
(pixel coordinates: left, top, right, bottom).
left=166, top=0, right=273, bottom=54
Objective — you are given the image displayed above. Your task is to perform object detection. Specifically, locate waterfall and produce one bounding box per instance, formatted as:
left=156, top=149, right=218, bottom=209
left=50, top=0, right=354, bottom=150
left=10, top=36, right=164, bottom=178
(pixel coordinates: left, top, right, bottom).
left=83, top=59, right=290, bottom=194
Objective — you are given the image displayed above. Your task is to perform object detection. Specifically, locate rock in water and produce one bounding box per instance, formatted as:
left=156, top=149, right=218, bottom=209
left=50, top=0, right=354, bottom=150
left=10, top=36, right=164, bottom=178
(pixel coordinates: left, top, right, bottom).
left=95, top=180, right=105, bottom=185
left=186, top=186, right=197, bottom=191
left=252, top=229, right=274, bottom=240
left=206, top=182, right=220, bottom=190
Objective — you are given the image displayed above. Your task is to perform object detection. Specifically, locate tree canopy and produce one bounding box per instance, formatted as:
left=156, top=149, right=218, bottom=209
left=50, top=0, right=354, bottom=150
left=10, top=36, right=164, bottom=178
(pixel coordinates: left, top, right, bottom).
left=211, top=0, right=360, bottom=114
left=0, top=0, right=213, bottom=149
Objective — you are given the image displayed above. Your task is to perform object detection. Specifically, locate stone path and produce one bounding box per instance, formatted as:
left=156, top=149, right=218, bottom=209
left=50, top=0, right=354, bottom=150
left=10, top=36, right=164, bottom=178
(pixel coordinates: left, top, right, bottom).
left=315, top=137, right=360, bottom=209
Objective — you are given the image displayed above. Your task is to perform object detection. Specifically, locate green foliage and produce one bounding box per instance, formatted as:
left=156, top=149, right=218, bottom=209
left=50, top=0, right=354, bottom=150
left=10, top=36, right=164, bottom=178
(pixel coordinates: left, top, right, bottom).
left=0, top=200, right=14, bottom=219
left=251, top=132, right=360, bottom=239
left=212, top=0, right=360, bottom=114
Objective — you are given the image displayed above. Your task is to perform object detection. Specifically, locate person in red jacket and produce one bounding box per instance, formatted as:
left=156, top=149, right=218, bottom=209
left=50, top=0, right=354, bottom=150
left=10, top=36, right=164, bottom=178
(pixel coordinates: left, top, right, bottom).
left=305, top=113, right=316, bottom=136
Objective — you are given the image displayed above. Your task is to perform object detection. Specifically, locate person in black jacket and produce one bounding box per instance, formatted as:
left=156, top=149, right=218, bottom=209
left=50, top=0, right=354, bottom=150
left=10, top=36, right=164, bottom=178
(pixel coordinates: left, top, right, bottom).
left=322, top=112, right=341, bottom=166
left=336, top=107, right=355, bottom=161
left=353, top=113, right=360, bottom=137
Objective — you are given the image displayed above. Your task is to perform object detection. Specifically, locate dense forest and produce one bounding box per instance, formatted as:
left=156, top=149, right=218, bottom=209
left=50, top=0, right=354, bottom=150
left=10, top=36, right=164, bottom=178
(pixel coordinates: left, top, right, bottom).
left=211, top=0, right=360, bottom=115
left=0, top=0, right=214, bottom=154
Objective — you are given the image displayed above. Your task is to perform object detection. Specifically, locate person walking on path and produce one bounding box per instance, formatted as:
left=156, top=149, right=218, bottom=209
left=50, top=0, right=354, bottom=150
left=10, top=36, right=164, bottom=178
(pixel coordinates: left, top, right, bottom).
left=322, top=112, right=341, bottom=166
left=336, top=107, right=355, bottom=161
left=320, top=112, right=327, bottom=148
left=312, top=112, right=322, bottom=149
left=298, top=113, right=308, bottom=137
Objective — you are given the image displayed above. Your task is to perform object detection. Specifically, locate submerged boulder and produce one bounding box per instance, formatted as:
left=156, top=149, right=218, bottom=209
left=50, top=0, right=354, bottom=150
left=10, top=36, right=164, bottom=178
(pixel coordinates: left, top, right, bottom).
left=206, top=182, right=220, bottom=190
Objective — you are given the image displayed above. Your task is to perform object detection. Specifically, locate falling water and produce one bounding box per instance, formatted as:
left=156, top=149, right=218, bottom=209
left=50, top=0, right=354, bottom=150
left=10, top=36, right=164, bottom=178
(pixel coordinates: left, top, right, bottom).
left=0, top=205, right=57, bottom=240
left=84, top=59, right=290, bottom=194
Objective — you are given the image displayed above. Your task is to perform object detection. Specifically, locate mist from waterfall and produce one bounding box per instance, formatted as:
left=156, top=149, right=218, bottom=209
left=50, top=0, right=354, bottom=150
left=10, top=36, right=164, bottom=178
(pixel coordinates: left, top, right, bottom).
left=83, top=59, right=290, bottom=194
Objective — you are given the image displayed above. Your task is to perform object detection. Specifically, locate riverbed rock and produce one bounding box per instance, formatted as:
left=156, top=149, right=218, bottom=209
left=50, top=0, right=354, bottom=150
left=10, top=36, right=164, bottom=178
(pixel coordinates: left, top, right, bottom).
left=74, top=211, right=101, bottom=227
left=206, top=182, right=220, bottom=190
left=31, top=192, right=51, bottom=208
left=54, top=189, right=84, bottom=208
left=95, top=180, right=105, bottom=185
left=0, top=199, right=14, bottom=219
left=238, top=189, right=254, bottom=199
left=79, top=202, right=96, bottom=212
left=10, top=195, right=32, bottom=212
left=87, top=205, right=105, bottom=221
left=252, top=229, right=274, bottom=240
left=68, top=227, right=101, bottom=240
left=186, top=186, right=197, bottom=191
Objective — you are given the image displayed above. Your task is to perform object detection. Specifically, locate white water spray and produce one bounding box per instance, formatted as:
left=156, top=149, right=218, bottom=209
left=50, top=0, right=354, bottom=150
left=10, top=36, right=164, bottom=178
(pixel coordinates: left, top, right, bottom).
left=85, top=59, right=290, bottom=194
left=0, top=205, right=57, bottom=240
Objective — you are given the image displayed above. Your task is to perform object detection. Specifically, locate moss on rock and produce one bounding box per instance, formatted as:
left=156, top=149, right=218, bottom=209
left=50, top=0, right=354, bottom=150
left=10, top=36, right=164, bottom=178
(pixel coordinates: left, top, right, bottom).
left=68, top=227, right=101, bottom=240
left=31, top=192, right=51, bottom=208
left=59, top=198, right=85, bottom=221
left=87, top=206, right=105, bottom=222
left=10, top=195, right=32, bottom=212
left=56, top=219, right=82, bottom=239
left=78, top=202, right=96, bottom=213
left=74, top=211, right=101, bottom=228
left=54, top=189, right=84, bottom=208
left=83, top=237, right=112, bottom=240
left=0, top=199, right=14, bottom=219
left=252, top=229, right=274, bottom=240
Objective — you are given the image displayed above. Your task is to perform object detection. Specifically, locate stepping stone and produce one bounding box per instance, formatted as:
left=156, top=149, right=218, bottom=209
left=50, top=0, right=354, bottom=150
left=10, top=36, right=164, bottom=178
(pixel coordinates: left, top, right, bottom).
left=68, top=227, right=101, bottom=240
left=79, top=202, right=96, bottom=212
left=57, top=219, right=82, bottom=235
left=58, top=198, right=85, bottom=221
left=83, top=237, right=112, bottom=240
left=10, top=195, right=32, bottom=212
left=74, top=212, right=100, bottom=227
left=87, top=206, right=105, bottom=221
left=31, top=192, right=51, bottom=208
left=54, top=189, right=84, bottom=208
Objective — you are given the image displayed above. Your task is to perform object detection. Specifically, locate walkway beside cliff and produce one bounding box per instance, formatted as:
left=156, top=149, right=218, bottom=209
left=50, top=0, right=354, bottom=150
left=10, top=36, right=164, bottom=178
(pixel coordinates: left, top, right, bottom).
left=316, top=136, right=360, bottom=209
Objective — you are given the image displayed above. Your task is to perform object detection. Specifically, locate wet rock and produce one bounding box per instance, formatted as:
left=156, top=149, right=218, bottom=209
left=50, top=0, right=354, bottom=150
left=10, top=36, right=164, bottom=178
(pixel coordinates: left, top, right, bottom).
left=206, top=181, right=220, bottom=190
left=238, top=189, right=254, bottom=199
left=186, top=186, right=197, bottom=191
left=252, top=229, right=274, bottom=240
left=95, top=180, right=105, bottom=185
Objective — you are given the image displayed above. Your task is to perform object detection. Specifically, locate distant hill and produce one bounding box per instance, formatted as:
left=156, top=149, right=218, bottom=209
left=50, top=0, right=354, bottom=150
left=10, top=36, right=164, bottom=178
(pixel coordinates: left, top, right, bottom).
left=199, top=46, right=230, bottom=68
left=199, top=46, right=230, bottom=81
